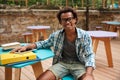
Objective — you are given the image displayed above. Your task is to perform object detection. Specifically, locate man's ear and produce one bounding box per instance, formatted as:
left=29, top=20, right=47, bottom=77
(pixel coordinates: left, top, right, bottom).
left=59, top=21, right=62, bottom=24
left=73, top=18, right=77, bottom=24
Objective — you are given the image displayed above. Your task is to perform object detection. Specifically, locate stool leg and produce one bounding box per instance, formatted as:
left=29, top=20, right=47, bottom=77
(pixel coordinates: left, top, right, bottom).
left=29, top=35, right=34, bottom=43
left=5, top=67, right=12, bottom=80
left=22, top=33, right=34, bottom=43
left=23, top=35, right=27, bottom=43
left=31, top=62, right=43, bottom=79
left=41, top=30, right=47, bottom=40
left=14, top=68, right=21, bottom=80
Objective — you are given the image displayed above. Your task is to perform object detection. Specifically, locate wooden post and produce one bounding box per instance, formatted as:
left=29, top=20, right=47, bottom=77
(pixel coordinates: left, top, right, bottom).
left=71, top=0, right=74, bottom=7
left=105, top=0, right=108, bottom=8
left=85, top=0, right=89, bottom=31
left=112, top=0, right=114, bottom=8
left=81, top=0, right=84, bottom=7
left=119, top=0, right=120, bottom=7
left=47, top=0, right=50, bottom=5
left=55, top=0, right=57, bottom=6
left=102, top=0, right=105, bottom=8
left=25, top=0, right=28, bottom=7
left=66, top=0, right=68, bottom=7
left=92, top=0, right=95, bottom=9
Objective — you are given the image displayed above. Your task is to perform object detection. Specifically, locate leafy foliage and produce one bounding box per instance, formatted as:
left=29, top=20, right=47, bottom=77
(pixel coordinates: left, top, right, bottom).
left=0, top=0, right=119, bottom=9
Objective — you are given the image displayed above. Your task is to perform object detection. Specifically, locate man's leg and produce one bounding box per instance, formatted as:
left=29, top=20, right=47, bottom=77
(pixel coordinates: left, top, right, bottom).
left=37, top=62, right=69, bottom=80
left=37, top=70, right=56, bottom=80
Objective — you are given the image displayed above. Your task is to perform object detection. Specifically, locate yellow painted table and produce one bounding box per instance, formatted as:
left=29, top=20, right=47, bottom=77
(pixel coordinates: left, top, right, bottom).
left=0, top=46, right=54, bottom=80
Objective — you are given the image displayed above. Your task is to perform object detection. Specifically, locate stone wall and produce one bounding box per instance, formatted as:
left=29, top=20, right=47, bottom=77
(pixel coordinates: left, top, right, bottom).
left=0, top=9, right=120, bottom=44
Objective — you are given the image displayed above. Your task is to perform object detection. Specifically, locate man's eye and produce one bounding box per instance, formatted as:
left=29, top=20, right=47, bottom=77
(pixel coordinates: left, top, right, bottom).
left=61, top=17, right=73, bottom=22
left=68, top=18, right=72, bottom=21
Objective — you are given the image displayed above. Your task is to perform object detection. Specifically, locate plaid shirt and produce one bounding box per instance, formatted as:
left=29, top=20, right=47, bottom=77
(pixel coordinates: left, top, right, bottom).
left=35, top=28, right=95, bottom=69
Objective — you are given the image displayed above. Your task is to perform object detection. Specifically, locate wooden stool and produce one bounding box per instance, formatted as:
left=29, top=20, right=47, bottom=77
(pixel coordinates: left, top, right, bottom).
left=62, top=74, right=74, bottom=80
left=96, top=26, right=102, bottom=30
left=27, top=26, right=50, bottom=42
left=22, top=32, right=34, bottom=43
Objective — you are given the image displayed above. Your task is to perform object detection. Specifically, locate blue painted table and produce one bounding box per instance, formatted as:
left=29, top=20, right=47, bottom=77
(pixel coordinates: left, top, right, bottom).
left=101, top=21, right=120, bottom=31
left=0, top=46, right=54, bottom=80
left=106, top=21, right=120, bottom=25
left=106, top=21, right=120, bottom=31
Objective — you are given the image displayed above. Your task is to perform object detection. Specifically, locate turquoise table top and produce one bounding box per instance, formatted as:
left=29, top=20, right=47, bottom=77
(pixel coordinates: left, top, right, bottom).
left=106, top=21, right=120, bottom=25
left=0, top=46, right=54, bottom=68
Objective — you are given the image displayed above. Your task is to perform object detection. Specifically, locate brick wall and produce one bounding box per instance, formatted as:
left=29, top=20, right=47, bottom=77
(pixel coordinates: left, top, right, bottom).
left=0, top=9, right=120, bottom=44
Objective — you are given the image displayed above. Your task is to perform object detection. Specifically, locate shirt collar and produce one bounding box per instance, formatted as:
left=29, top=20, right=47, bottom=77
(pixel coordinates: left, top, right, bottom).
left=60, top=27, right=82, bottom=39
left=76, top=28, right=82, bottom=39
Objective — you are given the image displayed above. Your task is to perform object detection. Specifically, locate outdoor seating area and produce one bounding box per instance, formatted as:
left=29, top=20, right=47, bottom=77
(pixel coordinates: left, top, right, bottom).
left=0, top=0, right=120, bottom=80
left=0, top=38, right=120, bottom=80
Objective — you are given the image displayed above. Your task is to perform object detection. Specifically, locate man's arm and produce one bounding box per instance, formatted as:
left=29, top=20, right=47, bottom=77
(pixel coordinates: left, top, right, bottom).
left=82, top=33, right=95, bottom=80
left=84, top=33, right=96, bottom=69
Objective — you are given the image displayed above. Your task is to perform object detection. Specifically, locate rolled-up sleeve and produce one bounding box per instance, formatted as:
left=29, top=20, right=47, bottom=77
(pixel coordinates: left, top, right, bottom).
left=35, top=33, right=54, bottom=49
left=84, top=34, right=96, bottom=69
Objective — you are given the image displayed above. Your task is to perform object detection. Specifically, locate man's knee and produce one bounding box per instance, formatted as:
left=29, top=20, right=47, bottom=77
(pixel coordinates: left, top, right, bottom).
left=37, top=70, right=56, bottom=80
left=78, top=73, right=85, bottom=80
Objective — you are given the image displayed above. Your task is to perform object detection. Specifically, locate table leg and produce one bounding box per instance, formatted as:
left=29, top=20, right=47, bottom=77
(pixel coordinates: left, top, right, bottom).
left=104, top=38, right=113, bottom=67
left=31, top=62, right=43, bottom=79
left=5, top=67, right=12, bottom=80
left=92, top=37, right=113, bottom=67
left=117, top=27, right=120, bottom=37
left=41, top=29, right=47, bottom=39
left=109, top=25, right=117, bottom=32
left=36, top=30, right=41, bottom=41
left=14, top=68, right=21, bottom=80
left=92, top=37, right=99, bottom=53
left=32, top=30, right=36, bottom=42
left=104, top=24, right=109, bottom=31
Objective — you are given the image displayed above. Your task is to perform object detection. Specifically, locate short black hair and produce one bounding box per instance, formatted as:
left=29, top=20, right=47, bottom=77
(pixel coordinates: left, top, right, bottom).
left=57, top=7, right=78, bottom=24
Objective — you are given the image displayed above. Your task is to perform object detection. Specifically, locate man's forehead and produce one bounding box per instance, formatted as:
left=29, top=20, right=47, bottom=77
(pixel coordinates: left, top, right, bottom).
left=61, top=12, right=73, bottom=17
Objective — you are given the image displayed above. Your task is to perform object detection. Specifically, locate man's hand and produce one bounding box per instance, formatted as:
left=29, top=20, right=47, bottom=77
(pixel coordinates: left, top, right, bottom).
left=81, top=73, right=94, bottom=80
left=10, top=43, right=36, bottom=53
left=10, top=46, right=27, bottom=53
left=79, top=67, right=94, bottom=80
